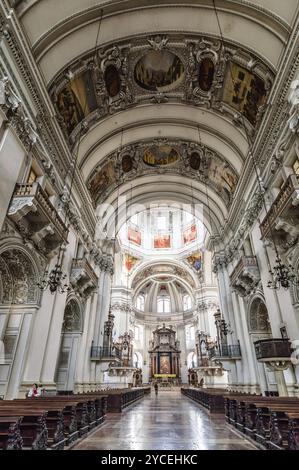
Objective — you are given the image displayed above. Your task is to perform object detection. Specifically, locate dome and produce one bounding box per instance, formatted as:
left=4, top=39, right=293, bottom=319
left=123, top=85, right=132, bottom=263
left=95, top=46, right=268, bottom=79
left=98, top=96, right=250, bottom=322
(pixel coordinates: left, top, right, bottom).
left=134, top=276, right=194, bottom=315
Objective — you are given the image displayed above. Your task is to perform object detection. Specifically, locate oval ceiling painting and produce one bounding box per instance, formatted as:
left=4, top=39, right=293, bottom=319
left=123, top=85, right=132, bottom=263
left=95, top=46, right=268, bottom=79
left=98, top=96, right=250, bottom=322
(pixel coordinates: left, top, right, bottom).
left=143, top=145, right=179, bottom=167
left=104, top=65, right=121, bottom=97
left=198, top=58, right=214, bottom=92
left=190, top=152, right=201, bottom=171
left=134, top=50, right=185, bottom=92
left=122, top=154, right=133, bottom=173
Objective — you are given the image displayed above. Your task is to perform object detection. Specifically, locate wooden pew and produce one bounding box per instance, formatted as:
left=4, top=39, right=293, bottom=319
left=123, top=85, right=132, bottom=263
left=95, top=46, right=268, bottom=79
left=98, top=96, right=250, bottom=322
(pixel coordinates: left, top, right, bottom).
left=4, top=400, right=68, bottom=449
left=0, top=408, right=48, bottom=450
left=33, top=395, right=107, bottom=440
left=225, top=395, right=299, bottom=450
left=287, top=412, right=299, bottom=450
left=79, top=388, right=149, bottom=413
left=181, top=387, right=228, bottom=413
left=0, top=417, right=22, bottom=450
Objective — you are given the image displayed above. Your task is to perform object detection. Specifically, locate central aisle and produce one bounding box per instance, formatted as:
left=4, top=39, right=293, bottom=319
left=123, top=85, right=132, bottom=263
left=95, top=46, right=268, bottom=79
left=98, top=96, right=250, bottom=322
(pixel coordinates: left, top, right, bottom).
left=73, top=390, right=257, bottom=450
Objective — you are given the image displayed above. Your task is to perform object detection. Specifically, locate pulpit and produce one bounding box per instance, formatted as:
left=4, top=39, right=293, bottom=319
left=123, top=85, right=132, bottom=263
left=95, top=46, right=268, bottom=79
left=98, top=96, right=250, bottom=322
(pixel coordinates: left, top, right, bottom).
left=149, top=324, right=181, bottom=382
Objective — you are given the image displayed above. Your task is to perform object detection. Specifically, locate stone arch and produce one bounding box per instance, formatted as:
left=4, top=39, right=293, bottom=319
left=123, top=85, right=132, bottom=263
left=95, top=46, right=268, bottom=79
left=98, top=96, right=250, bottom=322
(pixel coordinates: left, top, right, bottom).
left=0, top=246, right=41, bottom=305
left=247, top=295, right=272, bottom=335
left=56, top=295, right=84, bottom=392
left=62, top=296, right=84, bottom=333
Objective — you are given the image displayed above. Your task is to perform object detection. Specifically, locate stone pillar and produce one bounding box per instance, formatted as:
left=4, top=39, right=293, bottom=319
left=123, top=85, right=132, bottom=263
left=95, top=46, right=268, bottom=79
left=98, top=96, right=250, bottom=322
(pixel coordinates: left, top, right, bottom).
left=74, top=293, right=97, bottom=392
left=21, top=254, right=67, bottom=390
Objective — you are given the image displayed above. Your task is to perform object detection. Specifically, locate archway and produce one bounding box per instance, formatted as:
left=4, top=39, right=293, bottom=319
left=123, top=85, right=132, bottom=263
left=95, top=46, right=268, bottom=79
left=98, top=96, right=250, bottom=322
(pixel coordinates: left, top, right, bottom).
left=56, top=297, right=83, bottom=392
left=0, top=246, right=40, bottom=398
left=248, top=296, right=276, bottom=396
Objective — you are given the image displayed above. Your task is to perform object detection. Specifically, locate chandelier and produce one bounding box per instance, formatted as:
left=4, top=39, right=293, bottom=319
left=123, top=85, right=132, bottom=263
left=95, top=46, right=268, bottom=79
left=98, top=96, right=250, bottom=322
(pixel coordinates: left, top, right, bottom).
left=267, top=255, right=299, bottom=290
left=37, top=261, right=71, bottom=294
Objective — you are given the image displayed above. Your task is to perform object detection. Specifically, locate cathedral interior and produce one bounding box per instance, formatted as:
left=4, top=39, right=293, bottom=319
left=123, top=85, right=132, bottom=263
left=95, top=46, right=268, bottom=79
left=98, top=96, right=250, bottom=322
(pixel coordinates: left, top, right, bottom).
left=0, top=0, right=299, bottom=453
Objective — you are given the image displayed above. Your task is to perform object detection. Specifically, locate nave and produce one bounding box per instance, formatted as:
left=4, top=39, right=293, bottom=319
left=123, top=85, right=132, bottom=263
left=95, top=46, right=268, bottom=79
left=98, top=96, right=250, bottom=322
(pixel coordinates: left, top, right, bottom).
left=73, top=391, right=256, bottom=451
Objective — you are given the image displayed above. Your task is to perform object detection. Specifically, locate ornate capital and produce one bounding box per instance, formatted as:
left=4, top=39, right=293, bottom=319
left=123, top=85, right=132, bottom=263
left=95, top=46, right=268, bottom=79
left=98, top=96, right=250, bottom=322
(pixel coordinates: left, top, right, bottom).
left=0, top=76, right=37, bottom=149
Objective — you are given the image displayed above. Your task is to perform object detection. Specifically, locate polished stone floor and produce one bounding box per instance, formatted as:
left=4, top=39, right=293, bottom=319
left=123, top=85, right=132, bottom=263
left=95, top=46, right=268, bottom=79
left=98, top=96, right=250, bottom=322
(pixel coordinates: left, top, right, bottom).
left=73, top=390, right=257, bottom=450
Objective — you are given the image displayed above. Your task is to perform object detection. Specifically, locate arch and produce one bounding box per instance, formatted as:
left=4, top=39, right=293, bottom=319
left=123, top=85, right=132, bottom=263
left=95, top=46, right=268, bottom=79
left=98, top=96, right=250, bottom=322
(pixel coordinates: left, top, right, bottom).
left=56, top=295, right=84, bottom=392
left=0, top=245, right=41, bottom=305
left=62, top=296, right=84, bottom=333
left=24, top=2, right=286, bottom=84
left=96, top=176, right=227, bottom=239
left=131, top=258, right=200, bottom=292
left=247, top=295, right=272, bottom=335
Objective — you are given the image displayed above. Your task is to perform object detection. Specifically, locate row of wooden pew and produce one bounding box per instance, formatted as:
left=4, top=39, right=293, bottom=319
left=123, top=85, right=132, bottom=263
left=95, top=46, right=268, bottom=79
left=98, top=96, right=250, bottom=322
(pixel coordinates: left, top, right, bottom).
left=81, top=387, right=151, bottom=412
left=181, top=387, right=227, bottom=413
left=181, top=387, right=299, bottom=450
left=0, top=387, right=150, bottom=450
left=225, top=395, right=299, bottom=450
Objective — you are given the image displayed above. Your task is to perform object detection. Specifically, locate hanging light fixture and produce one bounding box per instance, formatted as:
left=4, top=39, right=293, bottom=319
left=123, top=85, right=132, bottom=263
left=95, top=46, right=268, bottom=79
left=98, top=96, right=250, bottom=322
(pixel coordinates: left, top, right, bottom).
left=36, top=121, right=85, bottom=294
left=36, top=250, right=71, bottom=294
left=267, top=256, right=299, bottom=290
left=37, top=11, right=104, bottom=294
left=212, top=0, right=299, bottom=291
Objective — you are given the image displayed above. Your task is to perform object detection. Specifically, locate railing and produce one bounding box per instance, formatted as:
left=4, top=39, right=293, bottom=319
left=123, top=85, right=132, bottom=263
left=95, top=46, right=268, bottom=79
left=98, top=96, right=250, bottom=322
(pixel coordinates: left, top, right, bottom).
left=230, top=256, right=259, bottom=285
left=90, top=346, right=122, bottom=360
left=254, top=338, right=292, bottom=360
left=71, top=258, right=98, bottom=285
left=209, top=343, right=241, bottom=359
left=260, top=174, right=299, bottom=239
left=12, top=183, right=68, bottom=241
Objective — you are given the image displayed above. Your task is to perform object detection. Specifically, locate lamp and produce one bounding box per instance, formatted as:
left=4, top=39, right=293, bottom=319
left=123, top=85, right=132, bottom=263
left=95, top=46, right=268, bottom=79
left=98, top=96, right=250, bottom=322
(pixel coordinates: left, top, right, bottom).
left=212, top=0, right=299, bottom=291
left=267, top=257, right=299, bottom=290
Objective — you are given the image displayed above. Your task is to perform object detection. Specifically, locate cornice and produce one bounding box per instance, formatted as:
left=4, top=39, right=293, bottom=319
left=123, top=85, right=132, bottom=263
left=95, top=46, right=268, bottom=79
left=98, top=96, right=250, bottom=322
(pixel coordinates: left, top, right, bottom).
left=0, top=2, right=97, bottom=237
left=222, top=17, right=299, bottom=240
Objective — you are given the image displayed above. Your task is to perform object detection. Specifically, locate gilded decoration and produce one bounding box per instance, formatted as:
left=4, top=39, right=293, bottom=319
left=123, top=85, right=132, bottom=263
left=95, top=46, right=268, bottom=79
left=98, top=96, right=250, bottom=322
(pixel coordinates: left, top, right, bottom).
left=86, top=139, right=238, bottom=206
left=49, top=34, right=273, bottom=144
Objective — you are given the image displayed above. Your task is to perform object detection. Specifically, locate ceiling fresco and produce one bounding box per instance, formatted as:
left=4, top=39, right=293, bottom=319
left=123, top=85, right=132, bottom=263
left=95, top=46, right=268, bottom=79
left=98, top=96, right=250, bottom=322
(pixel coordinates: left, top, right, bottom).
left=50, top=34, right=274, bottom=146
left=143, top=145, right=180, bottom=167
left=132, top=263, right=196, bottom=290
left=134, top=50, right=185, bottom=92
left=86, top=139, right=239, bottom=207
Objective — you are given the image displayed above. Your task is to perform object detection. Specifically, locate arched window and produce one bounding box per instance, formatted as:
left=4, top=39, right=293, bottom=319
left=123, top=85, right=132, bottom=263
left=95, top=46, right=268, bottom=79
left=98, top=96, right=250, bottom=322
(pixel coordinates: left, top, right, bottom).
left=136, top=295, right=145, bottom=311
left=183, top=294, right=192, bottom=311
left=157, top=296, right=171, bottom=313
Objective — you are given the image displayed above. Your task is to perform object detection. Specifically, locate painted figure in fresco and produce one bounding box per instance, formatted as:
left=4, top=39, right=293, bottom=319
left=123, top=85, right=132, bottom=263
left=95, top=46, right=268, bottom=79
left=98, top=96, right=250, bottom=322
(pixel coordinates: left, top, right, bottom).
left=57, top=87, right=85, bottom=134
left=88, top=167, right=112, bottom=201
left=198, top=58, right=214, bottom=92
left=183, top=224, right=197, bottom=245
left=104, top=65, right=121, bottom=98
left=187, top=252, right=202, bottom=271
left=154, top=234, right=171, bottom=249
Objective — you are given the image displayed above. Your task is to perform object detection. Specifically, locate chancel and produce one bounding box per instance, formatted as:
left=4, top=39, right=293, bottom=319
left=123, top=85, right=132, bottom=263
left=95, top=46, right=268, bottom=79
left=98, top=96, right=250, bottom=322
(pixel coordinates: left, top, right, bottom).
left=0, top=0, right=299, bottom=452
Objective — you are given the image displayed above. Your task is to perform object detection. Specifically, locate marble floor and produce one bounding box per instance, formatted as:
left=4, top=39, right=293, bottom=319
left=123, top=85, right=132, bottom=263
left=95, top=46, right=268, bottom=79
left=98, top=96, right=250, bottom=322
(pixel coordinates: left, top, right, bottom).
left=73, top=390, right=257, bottom=450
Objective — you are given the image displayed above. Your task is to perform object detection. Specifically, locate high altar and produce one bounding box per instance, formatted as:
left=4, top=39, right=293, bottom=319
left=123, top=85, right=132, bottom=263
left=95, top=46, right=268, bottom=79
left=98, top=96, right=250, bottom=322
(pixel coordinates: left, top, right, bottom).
left=149, top=324, right=181, bottom=381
